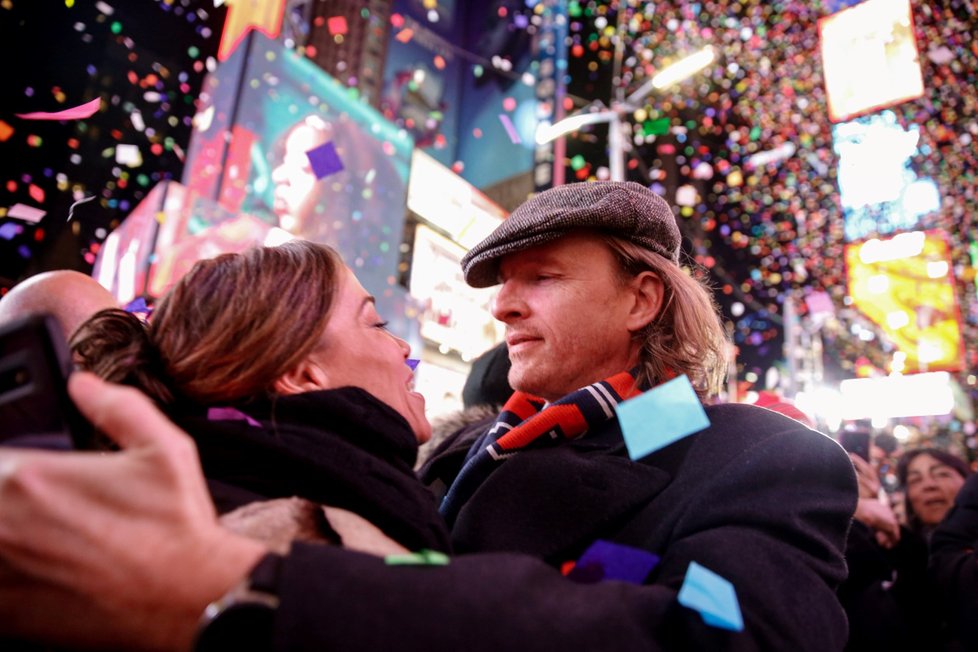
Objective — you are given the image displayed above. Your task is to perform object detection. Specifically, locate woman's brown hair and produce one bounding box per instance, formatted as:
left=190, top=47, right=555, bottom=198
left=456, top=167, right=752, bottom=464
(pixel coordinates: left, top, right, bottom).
left=71, top=240, right=343, bottom=406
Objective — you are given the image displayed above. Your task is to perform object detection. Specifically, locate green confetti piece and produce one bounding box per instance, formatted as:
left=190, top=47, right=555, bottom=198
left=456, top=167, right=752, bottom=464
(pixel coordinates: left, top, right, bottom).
left=570, top=154, right=587, bottom=170
left=643, top=117, right=670, bottom=136
left=384, top=549, right=450, bottom=566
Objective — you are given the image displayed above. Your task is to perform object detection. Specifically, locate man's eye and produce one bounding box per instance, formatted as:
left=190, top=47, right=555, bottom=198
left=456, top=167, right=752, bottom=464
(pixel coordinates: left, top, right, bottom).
left=374, top=320, right=390, bottom=330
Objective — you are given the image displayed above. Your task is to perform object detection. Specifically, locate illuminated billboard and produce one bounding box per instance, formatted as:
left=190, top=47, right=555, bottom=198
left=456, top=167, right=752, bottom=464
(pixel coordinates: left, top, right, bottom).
left=833, top=110, right=940, bottom=242
left=845, top=231, right=964, bottom=373
left=819, top=0, right=924, bottom=123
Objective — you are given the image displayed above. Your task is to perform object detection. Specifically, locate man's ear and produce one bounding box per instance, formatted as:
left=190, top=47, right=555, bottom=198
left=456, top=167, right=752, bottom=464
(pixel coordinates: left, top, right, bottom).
left=624, top=271, right=665, bottom=333
left=272, top=358, right=331, bottom=396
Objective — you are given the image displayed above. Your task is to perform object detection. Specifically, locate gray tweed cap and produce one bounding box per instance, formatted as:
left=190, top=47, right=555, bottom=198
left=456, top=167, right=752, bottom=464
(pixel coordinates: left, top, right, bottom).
left=461, top=181, right=680, bottom=288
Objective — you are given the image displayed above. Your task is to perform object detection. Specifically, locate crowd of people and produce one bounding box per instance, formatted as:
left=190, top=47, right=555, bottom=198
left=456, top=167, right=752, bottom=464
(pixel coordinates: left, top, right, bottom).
left=0, top=181, right=976, bottom=650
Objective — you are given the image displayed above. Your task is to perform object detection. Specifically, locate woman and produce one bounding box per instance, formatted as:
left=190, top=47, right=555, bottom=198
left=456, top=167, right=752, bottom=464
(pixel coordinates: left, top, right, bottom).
left=896, top=447, right=970, bottom=539
left=71, top=240, right=450, bottom=554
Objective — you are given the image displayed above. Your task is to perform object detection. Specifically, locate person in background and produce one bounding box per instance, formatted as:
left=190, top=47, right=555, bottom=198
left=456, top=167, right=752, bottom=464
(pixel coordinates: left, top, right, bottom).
left=896, top=447, right=971, bottom=540
left=838, top=433, right=932, bottom=651
left=0, top=182, right=856, bottom=651
left=70, top=240, right=449, bottom=557
left=929, top=468, right=978, bottom=651
left=419, top=341, right=512, bottom=467
left=0, top=270, right=116, bottom=342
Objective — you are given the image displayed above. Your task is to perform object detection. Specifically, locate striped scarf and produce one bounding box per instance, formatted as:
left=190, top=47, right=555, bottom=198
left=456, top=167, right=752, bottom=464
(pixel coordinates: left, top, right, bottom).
left=439, top=369, right=643, bottom=526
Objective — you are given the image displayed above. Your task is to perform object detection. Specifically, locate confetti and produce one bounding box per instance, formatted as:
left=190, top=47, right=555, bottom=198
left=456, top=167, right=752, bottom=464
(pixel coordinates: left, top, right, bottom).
left=327, top=16, right=347, bottom=36
left=677, top=562, right=744, bottom=632
left=305, top=141, right=344, bottom=179
left=67, top=196, right=97, bottom=222
left=384, top=549, right=450, bottom=566
left=615, top=375, right=710, bottom=461
left=15, top=97, right=101, bottom=121
left=7, top=204, right=46, bottom=223
left=565, top=540, right=660, bottom=585
left=498, top=114, right=521, bottom=144
left=406, top=358, right=420, bottom=371
left=207, top=407, right=261, bottom=428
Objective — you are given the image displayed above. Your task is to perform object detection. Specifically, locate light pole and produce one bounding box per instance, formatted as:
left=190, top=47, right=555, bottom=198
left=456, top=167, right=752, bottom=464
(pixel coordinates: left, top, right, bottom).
left=535, top=45, right=716, bottom=183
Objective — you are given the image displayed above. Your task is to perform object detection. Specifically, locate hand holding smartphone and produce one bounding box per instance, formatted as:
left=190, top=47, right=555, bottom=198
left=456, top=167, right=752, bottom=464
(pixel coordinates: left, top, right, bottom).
left=0, top=313, right=94, bottom=449
left=839, top=430, right=872, bottom=463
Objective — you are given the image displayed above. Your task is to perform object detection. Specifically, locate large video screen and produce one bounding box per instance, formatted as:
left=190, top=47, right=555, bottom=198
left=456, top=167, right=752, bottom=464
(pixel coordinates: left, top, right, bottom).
left=819, top=0, right=924, bottom=123
left=182, top=33, right=415, bottom=321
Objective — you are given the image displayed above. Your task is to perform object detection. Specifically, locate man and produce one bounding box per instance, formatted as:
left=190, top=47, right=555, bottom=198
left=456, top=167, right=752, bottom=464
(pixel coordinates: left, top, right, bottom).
left=0, top=182, right=856, bottom=650
left=0, top=269, right=116, bottom=340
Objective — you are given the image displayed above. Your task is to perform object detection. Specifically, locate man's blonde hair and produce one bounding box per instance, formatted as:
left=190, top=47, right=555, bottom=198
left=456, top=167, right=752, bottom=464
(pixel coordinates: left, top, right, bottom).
left=602, top=234, right=728, bottom=398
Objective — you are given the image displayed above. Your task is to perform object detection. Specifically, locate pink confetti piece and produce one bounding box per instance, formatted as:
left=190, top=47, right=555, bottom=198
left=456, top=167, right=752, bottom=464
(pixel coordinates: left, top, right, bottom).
left=7, top=203, right=46, bottom=223
left=15, top=97, right=101, bottom=121
left=207, top=407, right=261, bottom=428
left=498, top=113, right=522, bottom=144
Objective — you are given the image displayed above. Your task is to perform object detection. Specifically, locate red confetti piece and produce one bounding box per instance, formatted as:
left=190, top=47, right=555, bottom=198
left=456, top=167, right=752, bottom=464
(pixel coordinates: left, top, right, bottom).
left=28, top=184, right=44, bottom=203
left=327, top=16, right=348, bottom=36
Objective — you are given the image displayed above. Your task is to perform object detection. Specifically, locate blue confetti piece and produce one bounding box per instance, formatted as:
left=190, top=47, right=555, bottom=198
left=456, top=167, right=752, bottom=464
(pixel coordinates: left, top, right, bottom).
left=567, top=540, right=660, bottom=585
left=406, top=358, right=420, bottom=371
left=0, top=222, right=23, bottom=240
left=305, top=141, right=344, bottom=179
left=677, top=561, right=744, bottom=632
left=615, top=375, right=711, bottom=460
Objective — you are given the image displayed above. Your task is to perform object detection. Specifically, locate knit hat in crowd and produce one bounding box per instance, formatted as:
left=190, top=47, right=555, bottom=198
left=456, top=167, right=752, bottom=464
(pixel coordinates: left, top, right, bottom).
left=461, top=181, right=680, bottom=288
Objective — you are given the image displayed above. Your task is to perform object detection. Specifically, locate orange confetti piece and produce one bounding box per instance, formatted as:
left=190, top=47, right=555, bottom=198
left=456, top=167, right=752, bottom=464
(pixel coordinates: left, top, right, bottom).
left=395, top=28, right=414, bottom=43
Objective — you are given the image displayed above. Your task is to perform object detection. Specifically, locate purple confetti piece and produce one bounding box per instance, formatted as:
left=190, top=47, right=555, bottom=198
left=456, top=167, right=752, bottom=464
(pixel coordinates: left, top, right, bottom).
left=0, top=222, right=24, bottom=240
left=567, top=540, right=660, bottom=585
left=406, top=358, right=420, bottom=371
left=207, top=407, right=261, bottom=428
left=498, top=113, right=522, bottom=144
left=123, top=296, right=150, bottom=315
left=305, top=141, right=345, bottom=179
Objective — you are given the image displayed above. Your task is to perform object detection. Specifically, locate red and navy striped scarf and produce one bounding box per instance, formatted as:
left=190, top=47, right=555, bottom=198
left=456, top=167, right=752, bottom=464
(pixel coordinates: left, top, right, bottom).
left=439, top=369, right=643, bottom=526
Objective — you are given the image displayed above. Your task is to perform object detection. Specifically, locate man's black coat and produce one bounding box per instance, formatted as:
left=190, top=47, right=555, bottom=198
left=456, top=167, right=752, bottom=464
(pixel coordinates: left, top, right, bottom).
left=270, top=403, right=856, bottom=651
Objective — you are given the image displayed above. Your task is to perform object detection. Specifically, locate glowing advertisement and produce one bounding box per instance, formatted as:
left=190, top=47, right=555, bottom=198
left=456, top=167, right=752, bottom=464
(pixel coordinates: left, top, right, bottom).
left=845, top=231, right=964, bottom=374
left=819, top=0, right=924, bottom=123
left=833, top=111, right=940, bottom=242
left=408, top=224, right=504, bottom=361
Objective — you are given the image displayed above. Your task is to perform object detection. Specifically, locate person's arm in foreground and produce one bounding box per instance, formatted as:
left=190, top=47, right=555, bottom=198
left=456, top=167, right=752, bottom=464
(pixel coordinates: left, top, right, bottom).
left=1, top=375, right=852, bottom=651
left=0, top=372, right=267, bottom=651
left=930, top=471, right=978, bottom=649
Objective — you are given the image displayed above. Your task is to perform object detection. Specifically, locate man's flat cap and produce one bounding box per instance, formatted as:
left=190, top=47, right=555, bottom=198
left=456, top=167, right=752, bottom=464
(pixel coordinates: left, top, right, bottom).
left=461, top=181, right=680, bottom=288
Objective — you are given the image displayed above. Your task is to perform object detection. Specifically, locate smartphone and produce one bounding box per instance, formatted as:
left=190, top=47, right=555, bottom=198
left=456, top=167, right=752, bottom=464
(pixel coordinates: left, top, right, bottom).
left=839, top=430, right=871, bottom=462
left=0, top=313, right=93, bottom=449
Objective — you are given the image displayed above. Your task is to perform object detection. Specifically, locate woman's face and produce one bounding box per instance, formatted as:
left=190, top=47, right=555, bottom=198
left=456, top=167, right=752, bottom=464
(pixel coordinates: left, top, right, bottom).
left=905, top=453, right=966, bottom=527
left=306, top=266, right=431, bottom=443
left=270, top=122, right=329, bottom=233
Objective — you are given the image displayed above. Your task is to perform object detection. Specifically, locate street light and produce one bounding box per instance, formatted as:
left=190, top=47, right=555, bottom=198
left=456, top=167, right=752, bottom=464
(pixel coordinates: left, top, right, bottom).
left=535, top=45, right=716, bottom=182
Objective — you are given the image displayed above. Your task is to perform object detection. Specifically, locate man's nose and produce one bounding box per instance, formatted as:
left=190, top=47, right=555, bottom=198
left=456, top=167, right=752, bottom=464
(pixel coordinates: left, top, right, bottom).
left=491, top=281, right=526, bottom=322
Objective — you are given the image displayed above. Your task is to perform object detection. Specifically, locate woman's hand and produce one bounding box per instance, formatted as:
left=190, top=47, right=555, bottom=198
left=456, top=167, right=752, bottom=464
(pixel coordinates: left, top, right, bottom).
left=0, top=372, right=267, bottom=651
left=850, top=452, right=882, bottom=499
